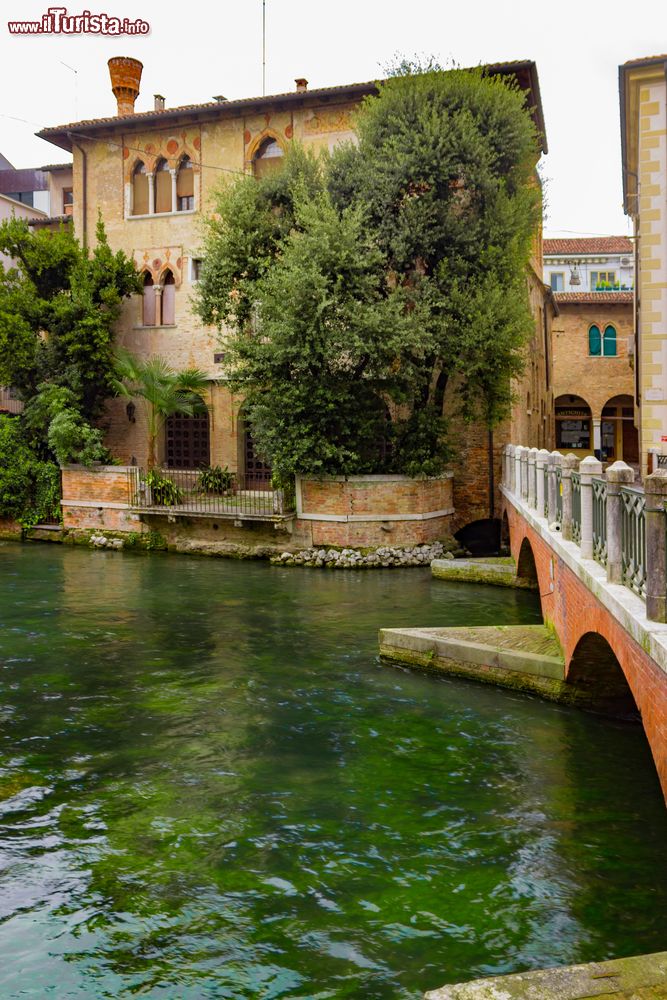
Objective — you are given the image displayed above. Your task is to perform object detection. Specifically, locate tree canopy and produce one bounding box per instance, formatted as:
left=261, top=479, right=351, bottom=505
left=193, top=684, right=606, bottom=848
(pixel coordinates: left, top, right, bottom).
left=0, top=216, right=141, bottom=456
left=195, top=65, right=541, bottom=479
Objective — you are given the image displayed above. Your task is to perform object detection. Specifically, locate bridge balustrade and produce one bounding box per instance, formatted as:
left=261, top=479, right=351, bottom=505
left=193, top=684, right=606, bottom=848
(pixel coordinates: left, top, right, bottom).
left=502, top=444, right=667, bottom=623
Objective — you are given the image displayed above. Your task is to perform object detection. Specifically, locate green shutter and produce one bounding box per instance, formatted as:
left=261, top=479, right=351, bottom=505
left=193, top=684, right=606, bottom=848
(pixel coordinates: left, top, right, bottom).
left=589, top=325, right=601, bottom=355
left=603, top=325, right=617, bottom=356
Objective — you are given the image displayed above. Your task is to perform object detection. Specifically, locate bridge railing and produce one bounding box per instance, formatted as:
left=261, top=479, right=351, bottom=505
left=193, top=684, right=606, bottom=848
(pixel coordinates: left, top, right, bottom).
left=503, top=444, right=667, bottom=623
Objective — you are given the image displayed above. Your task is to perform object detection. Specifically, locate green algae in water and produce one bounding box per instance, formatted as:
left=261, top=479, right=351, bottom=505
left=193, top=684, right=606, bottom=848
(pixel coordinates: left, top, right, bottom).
left=0, top=544, right=665, bottom=999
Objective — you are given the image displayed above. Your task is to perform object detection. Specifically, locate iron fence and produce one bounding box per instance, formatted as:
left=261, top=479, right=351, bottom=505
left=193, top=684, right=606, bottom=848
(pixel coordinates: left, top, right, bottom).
left=571, top=472, right=581, bottom=544
left=658, top=455, right=667, bottom=469
left=621, top=486, right=647, bottom=598
left=543, top=465, right=549, bottom=518
left=556, top=466, right=563, bottom=526
left=128, top=468, right=295, bottom=518
left=592, top=477, right=608, bottom=567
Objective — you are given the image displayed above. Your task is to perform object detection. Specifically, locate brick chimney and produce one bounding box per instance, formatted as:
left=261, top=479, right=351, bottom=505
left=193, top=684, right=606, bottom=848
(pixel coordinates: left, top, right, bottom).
left=154, top=94, right=165, bottom=111
left=108, top=56, right=143, bottom=116
left=295, top=78, right=308, bottom=92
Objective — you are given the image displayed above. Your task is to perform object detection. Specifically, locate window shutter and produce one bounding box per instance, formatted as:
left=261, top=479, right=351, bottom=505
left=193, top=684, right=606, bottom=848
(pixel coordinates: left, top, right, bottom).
left=177, top=166, right=194, bottom=198
left=155, top=169, right=172, bottom=213
left=588, top=325, right=601, bottom=356
left=133, top=174, right=149, bottom=215
left=603, top=325, right=617, bottom=357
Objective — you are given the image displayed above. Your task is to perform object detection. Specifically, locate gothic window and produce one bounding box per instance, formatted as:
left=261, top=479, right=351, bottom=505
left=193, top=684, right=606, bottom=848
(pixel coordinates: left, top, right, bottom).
left=160, top=270, right=176, bottom=326
left=132, top=160, right=148, bottom=216
left=141, top=271, right=155, bottom=326
left=252, top=137, right=284, bottom=179
left=177, top=155, right=195, bottom=211
left=154, top=157, right=172, bottom=214
left=602, top=324, right=617, bottom=357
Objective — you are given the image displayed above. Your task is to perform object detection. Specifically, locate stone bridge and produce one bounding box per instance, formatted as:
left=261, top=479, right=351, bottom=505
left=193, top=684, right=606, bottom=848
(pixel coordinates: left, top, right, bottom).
left=502, top=445, right=667, bottom=800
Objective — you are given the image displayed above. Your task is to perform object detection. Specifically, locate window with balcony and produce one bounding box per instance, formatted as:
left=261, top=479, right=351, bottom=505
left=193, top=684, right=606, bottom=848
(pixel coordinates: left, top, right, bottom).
left=132, top=161, right=148, bottom=216
left=177, top=156, right=194, bottom=211
left=590, top=270, right=617, bottom=290
left=154, top=158, right=172, bottom=214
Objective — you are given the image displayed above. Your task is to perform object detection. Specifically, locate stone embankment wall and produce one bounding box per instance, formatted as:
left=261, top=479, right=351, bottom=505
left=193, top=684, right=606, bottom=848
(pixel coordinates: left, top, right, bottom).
left=58, top=467, right=456, bottom=559
left=296, top=474, right=454, bottom=547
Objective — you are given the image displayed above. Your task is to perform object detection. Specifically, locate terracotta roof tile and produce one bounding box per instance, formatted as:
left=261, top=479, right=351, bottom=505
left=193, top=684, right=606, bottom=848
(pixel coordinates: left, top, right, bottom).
left=554, top=291, right=633, bottom=304
left=544, top=236, right=634, bottom=255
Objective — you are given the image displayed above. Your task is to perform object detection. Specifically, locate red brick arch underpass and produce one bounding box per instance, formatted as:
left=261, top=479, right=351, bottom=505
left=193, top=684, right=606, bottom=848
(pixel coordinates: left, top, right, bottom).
left=503, top=499, right=667, bottom=800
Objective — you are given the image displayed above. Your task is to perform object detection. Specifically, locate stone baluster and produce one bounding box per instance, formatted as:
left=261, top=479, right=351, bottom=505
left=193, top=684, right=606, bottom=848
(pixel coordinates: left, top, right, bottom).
left=514, top=446, right=524, bottom=499
left=645, top=469, right=667, bottom=622
left=536, top=448, right=549, bottom=518
left=605, top=461, right=635, bottom=584
left=520, top=447, right=529, bottom=502
left=527, top=448, right=538, bottom=509
left=503, top=445, right=511, bottom=489
left=547, top=451, right=563, bottom=525
left=560, top=453, right=578, bottom=541
left=508, top=444, right=516, bottom=493
left=579, top=456, right=603, bottom=559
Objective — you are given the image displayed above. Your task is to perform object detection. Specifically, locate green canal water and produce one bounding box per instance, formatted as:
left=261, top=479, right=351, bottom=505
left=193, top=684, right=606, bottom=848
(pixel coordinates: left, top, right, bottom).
left=0, top=543, right=666, bottom=999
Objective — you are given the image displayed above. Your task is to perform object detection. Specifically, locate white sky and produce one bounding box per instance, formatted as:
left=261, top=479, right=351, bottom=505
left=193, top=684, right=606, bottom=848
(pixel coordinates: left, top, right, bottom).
left=0, top=0, right=662, bottom=236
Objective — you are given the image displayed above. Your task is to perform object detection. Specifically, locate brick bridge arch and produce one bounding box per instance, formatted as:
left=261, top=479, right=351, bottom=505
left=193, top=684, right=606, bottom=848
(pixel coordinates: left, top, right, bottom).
left=503, top=499, right=667, bottom=796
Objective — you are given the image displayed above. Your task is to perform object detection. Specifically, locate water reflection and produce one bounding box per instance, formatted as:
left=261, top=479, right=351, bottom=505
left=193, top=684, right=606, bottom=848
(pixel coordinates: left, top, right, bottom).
left=0, top=544, right=665, bottom=999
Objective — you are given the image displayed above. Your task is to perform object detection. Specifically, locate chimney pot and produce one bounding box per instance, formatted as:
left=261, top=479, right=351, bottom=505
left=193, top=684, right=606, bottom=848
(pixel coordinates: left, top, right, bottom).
left=295, top=77, right=308, bottom=92
left=154, top=93, right=165, bottom=111
left=108, top=56, right=143, bottom=116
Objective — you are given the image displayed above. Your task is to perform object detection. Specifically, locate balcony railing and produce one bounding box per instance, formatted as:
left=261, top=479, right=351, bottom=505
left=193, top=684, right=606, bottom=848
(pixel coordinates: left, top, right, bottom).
left=128, top=468, right=295, bottom=519
left=571, top=472, right=581, bottom=544
left=0, top=387, right=24, bottom=415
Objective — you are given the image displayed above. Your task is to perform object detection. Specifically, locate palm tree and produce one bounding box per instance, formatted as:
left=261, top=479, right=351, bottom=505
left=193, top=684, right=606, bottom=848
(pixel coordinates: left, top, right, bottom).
left=113, top=350, right=210, bottom=469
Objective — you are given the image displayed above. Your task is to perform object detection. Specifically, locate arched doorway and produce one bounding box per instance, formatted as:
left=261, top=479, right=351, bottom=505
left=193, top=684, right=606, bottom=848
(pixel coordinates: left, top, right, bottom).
left=567, top=632, right=640, bottom=721
left=601, top=394, right=638, bottom=465
left=555, top=394, right=592, bottom=456
left=240, top=419, right=272, bottom=490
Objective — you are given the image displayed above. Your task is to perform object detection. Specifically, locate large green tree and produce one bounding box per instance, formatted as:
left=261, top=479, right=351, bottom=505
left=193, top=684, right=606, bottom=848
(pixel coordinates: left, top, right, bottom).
left=195, top=65, right=541, bottom=478
left=0, top=216, right=141, bottom=460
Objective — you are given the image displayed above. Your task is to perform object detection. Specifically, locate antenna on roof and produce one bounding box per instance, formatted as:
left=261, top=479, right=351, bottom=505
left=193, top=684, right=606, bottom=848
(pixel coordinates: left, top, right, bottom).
left=262, top=0, right=266, bottom=96
left=60, top=60, right=78, bottom=120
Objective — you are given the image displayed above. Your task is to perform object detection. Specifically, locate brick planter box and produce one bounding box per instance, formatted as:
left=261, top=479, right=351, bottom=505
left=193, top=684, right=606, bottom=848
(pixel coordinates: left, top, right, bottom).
left=295, top=473, right=454, bottom=547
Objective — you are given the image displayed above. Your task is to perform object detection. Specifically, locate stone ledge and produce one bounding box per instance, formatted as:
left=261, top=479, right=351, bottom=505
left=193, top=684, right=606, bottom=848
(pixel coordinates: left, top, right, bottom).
left=424, top=950, right=667, bottom=998
left=431, top=557, right=537, bottom=589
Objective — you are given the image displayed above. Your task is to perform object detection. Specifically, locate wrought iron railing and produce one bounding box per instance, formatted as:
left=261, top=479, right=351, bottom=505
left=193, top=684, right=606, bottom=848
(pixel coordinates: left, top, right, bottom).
left=555, top=466, right=563, bottom=525
left=592, top=477, right=608, bottom=566
left=128, top=468, right=295, bottom=518
left=658, top=455, right=667, bottom=469
left=0, top=387, right=23, bottom=415
left=571, top=472, right=581, bottom=544
left=543, top=465, right=549, bottom=518
left=621, top=486, right=647, bottom=597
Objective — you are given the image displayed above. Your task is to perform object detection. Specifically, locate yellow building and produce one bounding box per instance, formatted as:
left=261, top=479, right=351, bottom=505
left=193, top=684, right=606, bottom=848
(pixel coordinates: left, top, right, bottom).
left=38, top=56, right=550, bottom=496
left=619, top=55, right=667, bottom=473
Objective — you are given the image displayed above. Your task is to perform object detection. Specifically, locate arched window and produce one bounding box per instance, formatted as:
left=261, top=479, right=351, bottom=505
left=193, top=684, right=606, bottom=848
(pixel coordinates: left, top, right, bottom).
left=177, top=155, right=194, bottom=211
left=588, top=324, right=601, bottom=356
left=132, top=160, right=148, bottom=216
left=141, top=271, right=155, bottom=326
left=160, top=270, right=176, bottom=326
left=154, top=157, right=172, bottom=214
left=253, top=137, right=284, bottom=179
left=603, top=324, right=617, bottom=357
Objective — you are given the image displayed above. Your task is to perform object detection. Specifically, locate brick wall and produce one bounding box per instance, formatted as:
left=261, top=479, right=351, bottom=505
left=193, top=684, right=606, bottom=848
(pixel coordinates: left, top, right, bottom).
left=505, top=498, right=667, bottom=801
left=60, top=465, right=147, bottom=533
left=296, top=474, right=454, bottom=547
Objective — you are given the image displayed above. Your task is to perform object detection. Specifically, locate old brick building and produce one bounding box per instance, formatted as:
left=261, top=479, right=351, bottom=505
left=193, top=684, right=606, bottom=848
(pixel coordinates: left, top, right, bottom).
left=37, top=56, right=553, bottom=541
left=543, top=238, right=637, bottom=465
